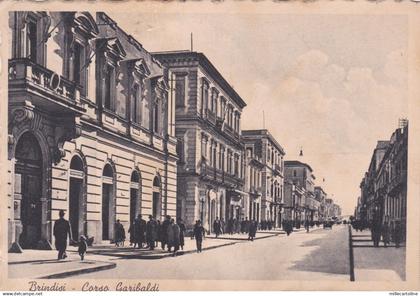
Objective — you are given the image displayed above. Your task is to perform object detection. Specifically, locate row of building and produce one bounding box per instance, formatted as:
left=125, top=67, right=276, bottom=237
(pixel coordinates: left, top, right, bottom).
left=7, top=11, right=341, bottom=250
left=354, top=120, right=408, bottom=232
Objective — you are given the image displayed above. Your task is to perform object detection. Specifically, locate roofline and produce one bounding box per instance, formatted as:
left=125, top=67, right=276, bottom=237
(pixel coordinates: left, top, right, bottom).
left=152, top=51, right=247, bottom=109
left=284, top=160, right=313, bottom=172
left=242, top=129, right=285, bottom=155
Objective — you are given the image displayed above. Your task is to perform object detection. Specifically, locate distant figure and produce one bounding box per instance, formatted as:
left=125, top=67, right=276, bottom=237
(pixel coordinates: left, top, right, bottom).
left=161, top=215, right=171, bottom=250
left=128, top=219, right=137, bottom=246
left=393, top=221, right=403, bottom=248
left=171, top=220, right=181, bottom=256
left=166, top=219, right=175, bottom=252
left=248, top=220, right=257, bottom=241
left=178, top=218, right=186, bottom=250
left=78, top=235, right=88, bottom=261
left=213, top=217, right=221, bottom=238
left=193, top=220, right=206, bottom=253
left=53, top=210, right=72, bottom=260
left=304, top=220, right=310, bottom=233
left=146, top=215, right=158, bottom=250
left=114, top=220, right=126, bottom=247
left=381, top=218, right=391, bottom=248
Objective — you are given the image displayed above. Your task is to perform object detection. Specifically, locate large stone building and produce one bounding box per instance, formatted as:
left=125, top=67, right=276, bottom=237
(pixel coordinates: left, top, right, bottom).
left=153, top=51, right=247, bottom=231
left=357, top=121, right=408, bottom=238
left=7, top=12, right=178, bottom=250
left=314, top=186, right=327, bottom=222
left=242, top=130, right=285, bottom=227
left=284, top=160, right=317, bottom=224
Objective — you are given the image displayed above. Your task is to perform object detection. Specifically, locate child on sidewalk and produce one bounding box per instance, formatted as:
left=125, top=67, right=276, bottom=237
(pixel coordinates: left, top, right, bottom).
left=78, top=235, right=88, bottom=261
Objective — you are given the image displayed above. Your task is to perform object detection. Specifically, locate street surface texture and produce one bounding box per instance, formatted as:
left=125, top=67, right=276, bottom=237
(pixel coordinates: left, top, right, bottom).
left=351, top=229, right=406, bottom=281
left=71, top=226, right=350, bottom=280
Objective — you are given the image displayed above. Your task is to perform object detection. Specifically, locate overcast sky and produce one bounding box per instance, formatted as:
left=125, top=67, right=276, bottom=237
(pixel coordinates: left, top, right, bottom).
left=112, top=12, right=408, bottom=215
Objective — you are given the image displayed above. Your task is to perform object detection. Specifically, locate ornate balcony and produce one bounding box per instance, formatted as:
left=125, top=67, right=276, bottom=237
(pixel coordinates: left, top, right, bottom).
left=8, top=58, right=85, bottom=115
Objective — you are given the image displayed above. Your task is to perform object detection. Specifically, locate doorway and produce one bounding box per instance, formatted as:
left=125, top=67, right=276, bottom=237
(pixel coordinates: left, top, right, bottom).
left=69, top=155, right=85, bottom=240
left=102, top=164, right=115, bottom=241
left=130, top=171, right=141, bottom=225
left=14, top=132, right=43, bottom=249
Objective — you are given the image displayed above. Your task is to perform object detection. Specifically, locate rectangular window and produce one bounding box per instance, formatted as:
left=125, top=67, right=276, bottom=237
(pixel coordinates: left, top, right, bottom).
left=73, top=42, right=87, bottom=96
left=133, top=83, right=142, bottom=123
left=154, top=102, right=160, bottom=133
left=27, top=21, right=37, bottom=62
left=175, top=74, right=186, bottom=107
left=104, top=65, right=115, bottom=110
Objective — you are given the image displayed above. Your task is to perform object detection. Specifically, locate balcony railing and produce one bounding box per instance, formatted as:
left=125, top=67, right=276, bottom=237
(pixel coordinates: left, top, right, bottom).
left=9, top=58, right=83, bottom=111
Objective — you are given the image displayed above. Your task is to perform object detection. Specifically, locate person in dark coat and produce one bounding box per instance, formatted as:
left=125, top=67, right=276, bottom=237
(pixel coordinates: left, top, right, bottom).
left=114, top=220, right=126, bottom=247
left=171, top=220, right=181, bottom=256
left=248, top=220, right=257, bottom=241
left=133, top=215, right=146, bottom=248
left=78, top=235, right=88, bottom=261
left=393, top=220, right=403, bottom=248
left=193, top=220, right=205, bottom=253
left=156, top=220, right=161, bottom=248
left=146, top=215, right=158, bottom=250
left=213, top=218, right=221, bottom=238
left=381, top=218, right=391, bottom=247
left=53, top=210, right=72, bottom=260
left=166, top=219, right=175, bottom=252
left=241, top=218, right=246, bottom=233
left=128, top=219, right=137, bottom=247
left=227, top=219, right=234, bottom=235
left=244, top=217, right=250, bottom=233
left=304, top=220, right=310, bottom=233
left=178, top=218, right=186, bottom=250
left=220, top=219, right=226, bottom=234
left=161, top=215, right=171, bottom=250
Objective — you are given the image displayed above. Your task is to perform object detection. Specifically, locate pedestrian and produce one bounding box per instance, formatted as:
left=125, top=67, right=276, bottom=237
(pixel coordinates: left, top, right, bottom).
left=166, top=219, right=175, bottom=252
left=146, top=215, right=157, bottom=250
left=213, top=217, right=221, bottom=238
left=220, top=219, right=225, bottom=234
left=393, top=220, right=403, bottom=248
left=241, top=218, right=246, bottom=234
left=248, top=220, right=257, bottom=241
left=193, top=220, right=205, bottom=253
left=172, top=220, right=181, bottom=256
left=78, top=235, right=88, bottom=261
left=114, top=219, right=126, bottom=247
left=304, top=220, right=310, bottom=233
left=161, top=215, right=171, bottom=250
left=156, top=220, right=161, bottom=248
left=53, top=210, right=72, bottom=260
left=128, top=219, right=137, bottom=247
left=371, top=220, right=381, bottom=247
left=245, top=217, right=250, bottom=233
left=228, top=218, right=234, bottom=235
left=133, top=215, right=145, bottom=248
left=381, top=218, right=391, bottom=247
left=178, top=218, right=186, bottom=250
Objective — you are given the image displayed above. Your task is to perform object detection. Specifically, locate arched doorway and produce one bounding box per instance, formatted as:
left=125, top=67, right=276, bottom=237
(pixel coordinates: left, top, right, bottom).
left=130, top=170, right=141, bottom=225
left=69, top=155, right=86, bottom=240
left=102, top=164, right=115, bottom=241
left=152, top=176, right=161, bottom=219
left=15, top=132, right=43, bottom=249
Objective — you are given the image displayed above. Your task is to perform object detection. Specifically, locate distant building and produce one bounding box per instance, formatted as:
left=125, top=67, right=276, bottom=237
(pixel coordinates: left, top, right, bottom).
left=242, top=130, right=285, bottom=227
left=357, top=121, right=407, bottom=239
left=284, top=160, right=317, bottom=224
left=153, top=50, right=247, bottom=231
left=314, top=186, right=327, bottom=222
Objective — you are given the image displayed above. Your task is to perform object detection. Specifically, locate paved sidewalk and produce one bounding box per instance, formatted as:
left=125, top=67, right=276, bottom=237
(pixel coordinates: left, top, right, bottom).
left=8, top=250, right=116, bottom=279
left=351, top=229, right=406, bottom=281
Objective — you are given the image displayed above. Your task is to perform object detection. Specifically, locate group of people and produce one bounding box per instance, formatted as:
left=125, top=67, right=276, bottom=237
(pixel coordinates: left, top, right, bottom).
left=115, top=215, right=187, bottom=255
left=212, top=217, right=258, bottom=241
left=365, top=218, right=404, bottom=248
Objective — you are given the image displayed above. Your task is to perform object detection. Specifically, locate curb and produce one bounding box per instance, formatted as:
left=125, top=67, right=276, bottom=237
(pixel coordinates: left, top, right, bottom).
left=36, top=260, right=117, bottom=279
left=207, top=233, right=281, bottom=241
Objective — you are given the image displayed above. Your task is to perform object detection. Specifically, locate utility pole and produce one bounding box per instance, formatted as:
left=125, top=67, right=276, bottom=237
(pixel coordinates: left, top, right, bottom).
left=190, top=32, right=193, bottom=52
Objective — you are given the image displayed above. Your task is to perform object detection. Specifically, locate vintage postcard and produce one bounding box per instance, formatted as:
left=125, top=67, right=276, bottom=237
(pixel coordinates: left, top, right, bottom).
left=0, top=0, right=419, bottom=292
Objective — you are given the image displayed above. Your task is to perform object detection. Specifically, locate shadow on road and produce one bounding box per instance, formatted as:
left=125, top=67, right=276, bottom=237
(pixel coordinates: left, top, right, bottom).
left=289, top=227, right=350, bottom=276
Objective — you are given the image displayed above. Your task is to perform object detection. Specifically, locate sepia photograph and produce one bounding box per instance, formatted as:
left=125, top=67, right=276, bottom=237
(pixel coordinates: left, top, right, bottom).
left=1, top=1, right=419, bottom=292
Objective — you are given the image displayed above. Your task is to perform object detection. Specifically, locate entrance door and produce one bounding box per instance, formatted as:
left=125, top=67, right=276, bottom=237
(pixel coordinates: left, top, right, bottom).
left=102, top=184, right=112, bottom=240
left=15, top=133, right=43, bottom=249
left=69, top=178, right=83, bottom=240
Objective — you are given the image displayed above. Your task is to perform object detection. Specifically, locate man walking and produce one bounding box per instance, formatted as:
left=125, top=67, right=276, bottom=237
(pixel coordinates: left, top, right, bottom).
left=161, top=215, right=171, bottom=250
left=53, top=210, right=72, bottom=260
left=146, top=215, right=157, bottom=250
left=213, top=217, right=221, bottom=238
left=193, top=220, right=205, bottom=253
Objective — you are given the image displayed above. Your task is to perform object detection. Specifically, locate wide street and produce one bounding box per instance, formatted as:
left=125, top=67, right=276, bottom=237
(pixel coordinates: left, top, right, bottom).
left=71, top=225, right=350, bottom=280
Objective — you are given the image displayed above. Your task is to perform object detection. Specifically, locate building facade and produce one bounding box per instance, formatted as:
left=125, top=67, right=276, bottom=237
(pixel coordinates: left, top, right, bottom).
left=8, top=11, right=178, bottom=250
left=242, top=130, right=285, bottom=228
left=284, top=160, right=317, bottom=224
left=153, top=51, right=247, bottom=231
left=357, top=121, right=408, bottom=239
left=314, top=186, right=327, bottom=222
